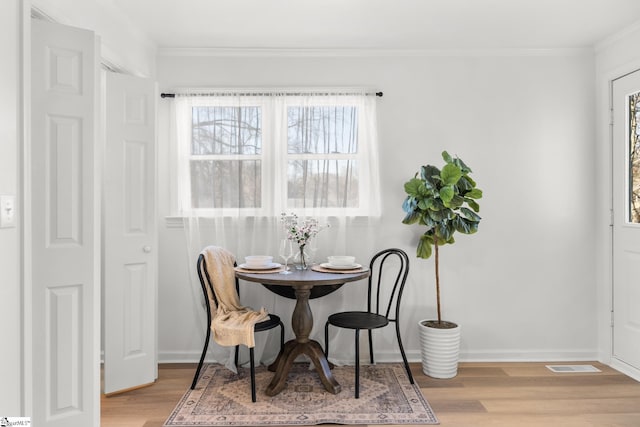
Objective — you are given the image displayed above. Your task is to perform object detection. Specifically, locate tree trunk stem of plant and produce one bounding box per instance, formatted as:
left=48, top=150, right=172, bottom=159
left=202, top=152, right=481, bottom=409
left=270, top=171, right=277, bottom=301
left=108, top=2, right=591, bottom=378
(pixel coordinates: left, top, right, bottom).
left=435, top=240, right=441, bottom=324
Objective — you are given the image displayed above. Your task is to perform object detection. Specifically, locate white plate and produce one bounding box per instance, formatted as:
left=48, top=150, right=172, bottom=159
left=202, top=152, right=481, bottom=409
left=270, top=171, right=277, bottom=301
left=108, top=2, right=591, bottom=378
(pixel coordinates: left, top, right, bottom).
left=320, top=262, right=362, bottom=270
left=238, top=262, right=282, bottom=270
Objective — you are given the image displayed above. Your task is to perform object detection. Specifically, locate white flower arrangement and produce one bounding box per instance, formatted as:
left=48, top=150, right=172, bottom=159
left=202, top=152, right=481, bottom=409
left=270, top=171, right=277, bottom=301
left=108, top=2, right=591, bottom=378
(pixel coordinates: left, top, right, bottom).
left=280, top=212, right=330, bottom=247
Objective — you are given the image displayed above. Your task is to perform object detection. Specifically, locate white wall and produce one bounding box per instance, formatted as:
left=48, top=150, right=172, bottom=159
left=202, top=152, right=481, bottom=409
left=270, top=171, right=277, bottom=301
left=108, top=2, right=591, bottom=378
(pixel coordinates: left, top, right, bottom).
left=156, top=50, right=599, bottom=362
left=0, top=0, right=24, bottom=416
left=21, top=0, right=607, bottom=366
left=32, top=0, right=157, bottom=77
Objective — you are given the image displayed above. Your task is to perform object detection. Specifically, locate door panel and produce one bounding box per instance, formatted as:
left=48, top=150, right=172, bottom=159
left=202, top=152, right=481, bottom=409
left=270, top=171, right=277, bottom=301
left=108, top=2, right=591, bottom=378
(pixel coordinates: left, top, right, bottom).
left=103, top=72, right=158, bottom=394
left=31, top=19, right=100, bottom=427
left=612, top=70, right=640, bottom=371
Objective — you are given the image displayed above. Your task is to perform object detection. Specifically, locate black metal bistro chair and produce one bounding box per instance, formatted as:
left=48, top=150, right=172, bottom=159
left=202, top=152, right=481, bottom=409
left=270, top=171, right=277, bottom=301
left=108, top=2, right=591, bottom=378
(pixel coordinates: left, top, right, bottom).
left=324, top=248, right=414, bottom=398
left=191, top=252, right=284, bottom=402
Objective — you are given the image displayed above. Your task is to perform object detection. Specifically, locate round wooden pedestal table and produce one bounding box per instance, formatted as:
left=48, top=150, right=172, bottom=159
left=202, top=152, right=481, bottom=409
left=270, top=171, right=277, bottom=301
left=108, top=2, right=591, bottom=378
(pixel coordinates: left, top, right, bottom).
left=235, top=268, right=369, bottom=396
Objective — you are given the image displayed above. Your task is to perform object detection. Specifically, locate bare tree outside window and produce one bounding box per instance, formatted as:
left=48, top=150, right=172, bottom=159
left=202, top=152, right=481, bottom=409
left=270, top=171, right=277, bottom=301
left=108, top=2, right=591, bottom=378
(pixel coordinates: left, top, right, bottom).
left=628, top=93, right=640, bottom=223
left=287, top=106, right=359, bottom=208
left=190, top=106, right=261, bottom=208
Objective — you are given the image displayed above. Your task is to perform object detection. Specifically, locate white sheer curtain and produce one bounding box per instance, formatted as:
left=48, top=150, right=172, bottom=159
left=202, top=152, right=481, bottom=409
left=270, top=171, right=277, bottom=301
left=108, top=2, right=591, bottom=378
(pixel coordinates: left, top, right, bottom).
left=170, top=89, right=382, bottom=369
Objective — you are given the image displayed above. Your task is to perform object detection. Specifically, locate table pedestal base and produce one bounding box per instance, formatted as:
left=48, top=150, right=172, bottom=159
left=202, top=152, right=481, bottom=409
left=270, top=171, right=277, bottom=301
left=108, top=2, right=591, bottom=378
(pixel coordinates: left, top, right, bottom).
left=234, top=272, right=368, bottom=397
left=266, top=339, right=340, bottom=396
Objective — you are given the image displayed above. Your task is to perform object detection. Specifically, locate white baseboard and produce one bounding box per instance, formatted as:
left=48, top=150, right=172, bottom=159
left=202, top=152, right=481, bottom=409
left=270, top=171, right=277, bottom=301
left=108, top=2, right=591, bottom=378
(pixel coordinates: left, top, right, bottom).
left=458, top=349, right=600, bottom=362
left=367, top=349, right=599, bottom=364
left=159, top=349, right=600, bottom=365
left=610, top=358, right=640, bottom=382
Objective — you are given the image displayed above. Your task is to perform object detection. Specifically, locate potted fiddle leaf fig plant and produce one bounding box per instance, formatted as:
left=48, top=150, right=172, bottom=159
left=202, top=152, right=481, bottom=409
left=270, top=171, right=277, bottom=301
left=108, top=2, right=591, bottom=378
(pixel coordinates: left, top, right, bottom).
left=402, top=150, right=482, bottom=378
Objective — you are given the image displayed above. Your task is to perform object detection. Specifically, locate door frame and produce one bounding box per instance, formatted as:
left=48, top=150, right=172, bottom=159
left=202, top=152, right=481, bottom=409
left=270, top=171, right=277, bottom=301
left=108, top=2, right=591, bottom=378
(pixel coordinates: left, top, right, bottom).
left=598, top=63, right=640, bottom=382
left=21, top=0, right=33, bottom=417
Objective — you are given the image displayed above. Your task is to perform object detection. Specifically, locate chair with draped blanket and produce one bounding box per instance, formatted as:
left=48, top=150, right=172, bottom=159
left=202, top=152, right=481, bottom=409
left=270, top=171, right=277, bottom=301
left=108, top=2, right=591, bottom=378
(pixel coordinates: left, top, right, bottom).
left=191, top=246, right=284, bottom=402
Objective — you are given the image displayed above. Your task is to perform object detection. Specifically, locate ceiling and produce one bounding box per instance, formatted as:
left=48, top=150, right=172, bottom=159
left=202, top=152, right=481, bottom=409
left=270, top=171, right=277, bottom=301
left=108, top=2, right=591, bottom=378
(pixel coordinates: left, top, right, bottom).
left=110, top=0, right=640, bottom=51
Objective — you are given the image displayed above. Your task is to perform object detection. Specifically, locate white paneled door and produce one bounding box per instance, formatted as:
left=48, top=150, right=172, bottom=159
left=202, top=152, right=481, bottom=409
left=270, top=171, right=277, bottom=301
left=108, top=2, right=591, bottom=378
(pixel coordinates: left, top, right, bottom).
left=31, top=19, right=100, bottom=427
left=612, top=70, right=640, bottom=374
left=103, top=72, right=158, bottom=394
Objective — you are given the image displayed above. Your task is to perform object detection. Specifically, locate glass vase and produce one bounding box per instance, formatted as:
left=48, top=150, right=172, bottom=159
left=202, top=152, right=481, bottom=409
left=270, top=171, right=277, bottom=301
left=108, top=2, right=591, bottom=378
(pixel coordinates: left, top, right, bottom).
left=293, top=245, right=309, bottom=270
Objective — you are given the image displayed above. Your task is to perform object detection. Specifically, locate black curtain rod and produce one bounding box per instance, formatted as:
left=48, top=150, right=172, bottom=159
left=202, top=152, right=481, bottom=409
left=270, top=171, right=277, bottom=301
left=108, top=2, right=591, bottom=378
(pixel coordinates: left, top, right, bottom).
left=160, top=91, right=383, bottom=98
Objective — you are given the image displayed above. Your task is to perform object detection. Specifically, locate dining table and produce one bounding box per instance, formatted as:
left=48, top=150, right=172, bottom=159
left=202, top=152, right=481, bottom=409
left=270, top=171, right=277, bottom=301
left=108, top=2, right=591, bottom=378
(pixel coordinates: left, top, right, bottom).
left=235, top=266, right=370, bottom=396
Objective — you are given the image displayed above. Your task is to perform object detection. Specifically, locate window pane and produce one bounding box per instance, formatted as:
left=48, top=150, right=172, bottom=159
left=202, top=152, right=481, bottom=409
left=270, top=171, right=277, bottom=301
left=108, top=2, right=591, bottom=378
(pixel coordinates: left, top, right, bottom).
left=192, top=106, right=261, bottom=155
left=287, top=160, right=359, bottom=208
left=287, top=106, right=358, bottom=154
left=190, top=160, right=261, bottom=208
left=629, top=93, right=640, bottom=223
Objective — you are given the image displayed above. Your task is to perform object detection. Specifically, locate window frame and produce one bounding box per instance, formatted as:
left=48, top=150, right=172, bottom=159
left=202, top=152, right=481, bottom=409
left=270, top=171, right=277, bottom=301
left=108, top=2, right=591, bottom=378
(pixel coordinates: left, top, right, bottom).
left=174, top=93, right=379, bottom=218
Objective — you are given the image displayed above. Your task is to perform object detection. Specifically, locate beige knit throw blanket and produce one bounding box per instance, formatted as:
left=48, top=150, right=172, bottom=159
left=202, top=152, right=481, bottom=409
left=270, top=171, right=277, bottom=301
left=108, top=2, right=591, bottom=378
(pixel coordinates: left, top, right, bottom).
left=201, top=246, right=269, bottom=348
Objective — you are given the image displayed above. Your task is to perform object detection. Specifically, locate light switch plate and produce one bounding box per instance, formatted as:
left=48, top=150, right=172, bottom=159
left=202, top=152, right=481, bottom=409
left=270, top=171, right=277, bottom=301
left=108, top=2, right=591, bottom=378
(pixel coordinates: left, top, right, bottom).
left=0, top=195, right=16, bottom=228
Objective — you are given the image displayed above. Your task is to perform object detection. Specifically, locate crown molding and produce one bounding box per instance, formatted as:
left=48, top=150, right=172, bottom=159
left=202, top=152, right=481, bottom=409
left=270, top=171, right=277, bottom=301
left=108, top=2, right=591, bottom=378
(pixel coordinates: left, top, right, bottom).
left=595, top=19, right=640, bottom=53
left=158, top=47, right=593, bottom=58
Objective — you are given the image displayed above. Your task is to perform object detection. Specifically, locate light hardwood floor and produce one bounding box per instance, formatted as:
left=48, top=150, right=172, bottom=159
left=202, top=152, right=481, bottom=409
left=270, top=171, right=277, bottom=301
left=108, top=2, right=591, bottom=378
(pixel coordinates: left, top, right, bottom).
left=101, top=362, right=640, bottom=427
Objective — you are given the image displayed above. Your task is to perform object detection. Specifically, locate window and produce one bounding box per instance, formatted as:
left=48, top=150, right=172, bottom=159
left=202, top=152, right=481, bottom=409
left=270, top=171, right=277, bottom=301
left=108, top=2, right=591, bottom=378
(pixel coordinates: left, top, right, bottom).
left=174, top=91, right=381, bottom=217
left=190, top=106, right=263, bottom=209
left=629, top=91, right=640, bottom=223
left=286, top=105, right=360, bottom=209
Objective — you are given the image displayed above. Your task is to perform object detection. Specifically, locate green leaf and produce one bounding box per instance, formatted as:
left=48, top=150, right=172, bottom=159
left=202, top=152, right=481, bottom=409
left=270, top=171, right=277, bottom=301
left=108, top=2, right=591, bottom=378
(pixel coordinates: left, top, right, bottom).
left=428, top=208, right=446, bottom=222
left=417, top=234, right=433, bottom=259
left=443, top=208, right=454, bottom=219
left=419, top=182, right=435, bottom=197
left=429, top=198, right=444, bottom=211
left=417, top=199, right=431, bottom=211
left=424, top=212, right=438, bottom=226
left=441, top=163, right=462, bottom=186
left=402, top=210, right=421, bottom=225
left=442, top=151, right=453, bottom=163
left=435, top=222, right=452, bottom=241
left=466, top=199, right=480, bottom=212
left=466, top=188, right=483, bottom=199
left=440, top=185, right=455, bottom=204
left=453, top=216, right=472, bottom=234
left=461, top=207, right=482, bottom=222
left=404, top=178, right=423, bottom=197
left=456, top=219, right=480, bottom=234
left=448, top=195, right=465, bottom=209
left=402, top=196, right=416, bottom=213
left=421, top=178, right=436, bottom=192
left=464, top=174, right=477, bottom=187
left=453, top=156, right=472, bottom=173
left=457, top=176, right=473, bottom=191
left=420, top=165, right=441, bottom=187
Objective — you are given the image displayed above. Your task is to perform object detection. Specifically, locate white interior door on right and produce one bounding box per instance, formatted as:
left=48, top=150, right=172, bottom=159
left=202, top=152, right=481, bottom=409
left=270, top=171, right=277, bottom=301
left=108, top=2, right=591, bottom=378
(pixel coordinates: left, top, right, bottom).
left=612, top=69, right=640, bottom=373
left=103, top=72, right=158, bottom=394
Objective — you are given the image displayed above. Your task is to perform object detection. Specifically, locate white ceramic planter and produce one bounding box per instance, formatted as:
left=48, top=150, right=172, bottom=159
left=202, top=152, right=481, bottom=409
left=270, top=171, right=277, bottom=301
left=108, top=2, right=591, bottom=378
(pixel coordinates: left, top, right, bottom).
left=418, top=320, right=461, bottom=379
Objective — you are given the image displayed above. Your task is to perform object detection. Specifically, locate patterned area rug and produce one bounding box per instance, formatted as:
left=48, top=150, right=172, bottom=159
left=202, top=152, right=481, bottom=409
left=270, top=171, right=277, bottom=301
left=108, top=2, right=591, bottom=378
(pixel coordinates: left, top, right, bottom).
left=164, top=363, right=439, bottom=426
